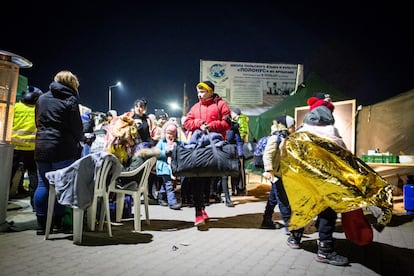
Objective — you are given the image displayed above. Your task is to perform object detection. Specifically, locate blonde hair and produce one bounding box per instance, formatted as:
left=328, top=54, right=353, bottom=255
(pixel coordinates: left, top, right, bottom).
left=54, top=70, right=80, bottom=92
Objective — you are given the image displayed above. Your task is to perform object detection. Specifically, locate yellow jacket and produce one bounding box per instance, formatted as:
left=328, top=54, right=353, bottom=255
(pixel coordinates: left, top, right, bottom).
left=236, top=113, right=249, bottom=142
left=11, top=102, right=37, bottom=151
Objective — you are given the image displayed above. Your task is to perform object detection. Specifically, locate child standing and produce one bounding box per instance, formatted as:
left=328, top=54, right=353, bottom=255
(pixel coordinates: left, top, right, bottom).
left=155, top=122, right=181, bottom=210
left=261, top=115, right=296, bottom=232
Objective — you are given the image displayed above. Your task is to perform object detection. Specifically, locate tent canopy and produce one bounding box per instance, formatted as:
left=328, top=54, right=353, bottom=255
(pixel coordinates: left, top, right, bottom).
left=246, top=72, right=413, bottom=158
left=248, top=73, right=349, bottom=141
left=356, top=88, right=414, bottom=156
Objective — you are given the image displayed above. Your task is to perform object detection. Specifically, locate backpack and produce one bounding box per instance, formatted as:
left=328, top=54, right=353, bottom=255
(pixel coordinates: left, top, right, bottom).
left=253, top=136, right=270, bottom=168
left=253, top=131, right=285, bottom=169
left=242, top=141, right=256, bottom=160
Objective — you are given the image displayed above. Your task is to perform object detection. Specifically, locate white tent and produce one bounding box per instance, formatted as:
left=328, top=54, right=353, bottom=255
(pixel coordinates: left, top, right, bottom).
left=356, top=88, right=414, bottom=193
left=356, top=88, right=414, bottom=156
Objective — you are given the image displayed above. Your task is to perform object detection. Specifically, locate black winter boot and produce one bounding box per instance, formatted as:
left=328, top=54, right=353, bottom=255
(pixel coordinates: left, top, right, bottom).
left=316, top=240, right=348, bottom=266
left=261, top=201, right=276, bottom=229
left=261, top=212, right=276, bottom=229
left=52, top=217, right=64, bottom=233
left=36, top=216, right=46, bottom=235
left=261, top=216, right=276, bottom=229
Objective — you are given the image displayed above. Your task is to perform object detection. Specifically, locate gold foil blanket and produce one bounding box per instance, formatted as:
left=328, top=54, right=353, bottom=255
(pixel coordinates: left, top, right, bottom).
left=281, top=131, right=393, bottom=230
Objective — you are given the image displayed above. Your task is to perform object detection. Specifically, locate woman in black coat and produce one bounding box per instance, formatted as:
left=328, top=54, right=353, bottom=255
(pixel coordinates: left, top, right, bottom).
left=33, top=70, right=83, bottom=235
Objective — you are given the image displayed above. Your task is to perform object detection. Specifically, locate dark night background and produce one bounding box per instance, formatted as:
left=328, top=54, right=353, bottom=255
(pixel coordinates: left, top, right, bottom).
left=2, top=2, right=413, bottom=117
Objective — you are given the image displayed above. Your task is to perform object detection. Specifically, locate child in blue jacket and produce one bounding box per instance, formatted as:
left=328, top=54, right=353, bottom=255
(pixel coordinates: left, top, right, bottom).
left=155, top=121, right=181, bottom=210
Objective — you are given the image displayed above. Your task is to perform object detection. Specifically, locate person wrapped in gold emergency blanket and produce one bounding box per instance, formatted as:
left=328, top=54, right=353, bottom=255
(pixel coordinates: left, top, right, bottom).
left=281, top=92, right=393, bottom=266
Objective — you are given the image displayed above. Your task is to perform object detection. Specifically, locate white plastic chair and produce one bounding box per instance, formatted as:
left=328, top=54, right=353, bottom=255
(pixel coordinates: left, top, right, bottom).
left=44, top=157, right=114, bottom=244
left=86, top=157, right=114, bottom=234
left=108, top=157, right=156, bottom=232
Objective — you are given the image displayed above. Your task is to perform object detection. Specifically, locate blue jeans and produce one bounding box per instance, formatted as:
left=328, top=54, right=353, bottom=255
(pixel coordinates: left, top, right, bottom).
left=34, top=159, right=75, bottom=218
left=159, top=175, right=178, bottom=206
left=264, top=178, right=291, bottom=226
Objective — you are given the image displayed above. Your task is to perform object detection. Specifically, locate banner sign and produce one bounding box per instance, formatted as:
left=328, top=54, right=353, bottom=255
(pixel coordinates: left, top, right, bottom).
left=200, top=60, right=303, bottom=109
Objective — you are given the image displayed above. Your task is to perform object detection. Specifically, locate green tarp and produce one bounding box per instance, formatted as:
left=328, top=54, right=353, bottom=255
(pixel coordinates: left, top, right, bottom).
left=248, top=73, right=349, bottom=141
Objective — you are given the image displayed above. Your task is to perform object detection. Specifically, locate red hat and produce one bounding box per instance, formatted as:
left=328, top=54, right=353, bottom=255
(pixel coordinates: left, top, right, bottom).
left=307, top=97, right=335, bottom=113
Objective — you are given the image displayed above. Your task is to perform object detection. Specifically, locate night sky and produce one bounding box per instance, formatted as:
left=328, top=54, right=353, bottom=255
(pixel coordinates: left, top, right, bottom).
left=2, top=2, right=413, bottom=117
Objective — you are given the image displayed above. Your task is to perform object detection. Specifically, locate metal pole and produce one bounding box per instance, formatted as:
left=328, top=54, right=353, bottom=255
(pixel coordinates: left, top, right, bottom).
left=182, top=82, right=188, bottom=117
left=108, top=86, right=112, bottom=111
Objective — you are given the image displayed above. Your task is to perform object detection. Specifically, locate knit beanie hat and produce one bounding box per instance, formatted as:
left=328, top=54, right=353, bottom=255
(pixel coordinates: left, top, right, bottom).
left=307, top=97, right=334, bottom=113
left=303, top=105, right=335, bottom=126
left=165, top=123, right=177, bottom=135
left=276, top=115, right=295, bottom=128
left=196, top=81, right=215, bottom=93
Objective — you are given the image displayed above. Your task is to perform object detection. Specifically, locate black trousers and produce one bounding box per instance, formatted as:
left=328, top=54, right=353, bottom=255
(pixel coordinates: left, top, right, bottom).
left=316, top=207, right=337, bottom=242
left=11, top=150, right=38, bottom=199
left=190, top=177, right=211, bottom=212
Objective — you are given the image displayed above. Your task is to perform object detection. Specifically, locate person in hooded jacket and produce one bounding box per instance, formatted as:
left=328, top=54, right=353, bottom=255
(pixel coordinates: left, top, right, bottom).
left=261, top=115, right=296, bottom=232
left=10, top=86, right=42, bottom=209
left=33, top=70, right=83, bottom=235
left=229, top=108, right=248, bottom=195
left=155, top=121, right=182, bottom=210
left=183, top=81, right=231, bottom=226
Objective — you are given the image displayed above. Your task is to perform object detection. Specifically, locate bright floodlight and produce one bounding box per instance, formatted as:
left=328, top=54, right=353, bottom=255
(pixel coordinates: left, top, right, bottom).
left=169, top=102, right=180, bottom=110
left=110, top=81, right=121, bottom=89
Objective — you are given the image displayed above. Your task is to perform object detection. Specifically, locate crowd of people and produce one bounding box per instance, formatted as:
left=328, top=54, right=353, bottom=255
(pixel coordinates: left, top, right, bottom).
left=8, top=70, right=394, bottom=267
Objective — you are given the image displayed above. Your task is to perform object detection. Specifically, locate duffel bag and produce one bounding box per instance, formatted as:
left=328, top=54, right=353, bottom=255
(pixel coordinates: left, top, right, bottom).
left=171, top=132, right=240, bottom=177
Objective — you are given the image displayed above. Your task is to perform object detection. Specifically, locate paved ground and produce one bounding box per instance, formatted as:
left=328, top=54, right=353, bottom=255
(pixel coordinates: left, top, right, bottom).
left=1, top=180, right=414, bottom=276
